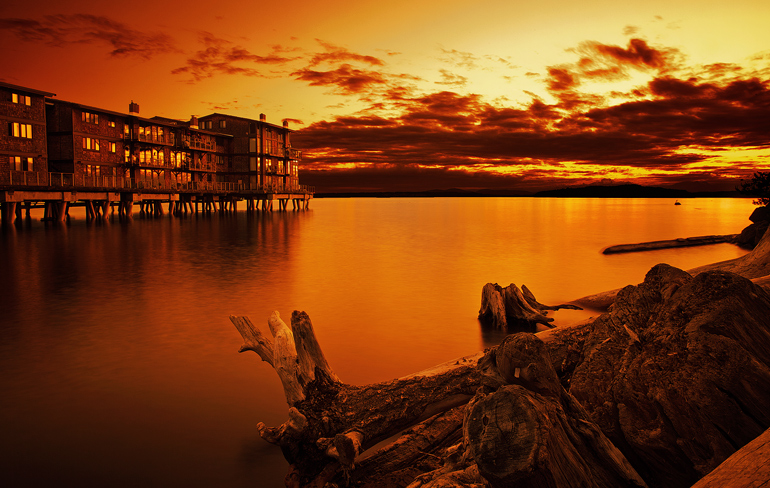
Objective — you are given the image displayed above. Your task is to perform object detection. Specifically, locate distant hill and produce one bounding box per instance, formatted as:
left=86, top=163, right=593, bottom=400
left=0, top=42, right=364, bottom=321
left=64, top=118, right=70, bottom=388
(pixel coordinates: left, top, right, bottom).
left=314, top=184, right=743, bottom=199
left=315, top=188, right=534, bottom=198
left=534, top=184, right=742, bottom=198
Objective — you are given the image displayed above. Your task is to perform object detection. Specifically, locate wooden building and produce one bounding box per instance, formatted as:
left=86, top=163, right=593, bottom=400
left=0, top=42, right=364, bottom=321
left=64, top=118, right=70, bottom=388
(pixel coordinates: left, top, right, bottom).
left=0, top=81, right=55, bottom=186
left=198, top=113, right=301, bottom=193
left=0, top=83, right=313, bottom=224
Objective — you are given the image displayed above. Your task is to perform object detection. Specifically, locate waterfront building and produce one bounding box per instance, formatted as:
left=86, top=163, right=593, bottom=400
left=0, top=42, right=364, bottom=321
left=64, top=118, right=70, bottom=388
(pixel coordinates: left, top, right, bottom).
left=0, top=81, right=55, bottom=187
left=0, top=82, right=313, bottom=224
left=198, top=113, right=301, bottom=193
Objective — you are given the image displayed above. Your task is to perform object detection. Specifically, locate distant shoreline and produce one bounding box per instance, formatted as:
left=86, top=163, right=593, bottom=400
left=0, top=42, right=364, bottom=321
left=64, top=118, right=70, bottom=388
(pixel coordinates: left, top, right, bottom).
left=314, top=184, right=744, bottom=199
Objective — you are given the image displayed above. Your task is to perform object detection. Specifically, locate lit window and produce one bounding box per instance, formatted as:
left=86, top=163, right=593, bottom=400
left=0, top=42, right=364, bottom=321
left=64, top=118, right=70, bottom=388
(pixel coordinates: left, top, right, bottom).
left=109, top=142, right=116, bottom=153
left=219, top=120, right=226, bottom=129
left=9, top=122, right=33, bottom=138
left=82, top=112, right=99, bottom=124
left=108, top=120, right=116, bottom=128
left=82, top=137, right=100, bottom=151
left=11, top=93, right=31, bottom=105
left=10, top=156, right=33, bottom=171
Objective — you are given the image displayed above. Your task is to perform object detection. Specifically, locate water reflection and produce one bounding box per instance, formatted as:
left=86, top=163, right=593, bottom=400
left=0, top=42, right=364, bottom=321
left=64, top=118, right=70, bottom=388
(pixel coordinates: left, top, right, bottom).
left=0, top=198, right=754, bottom=487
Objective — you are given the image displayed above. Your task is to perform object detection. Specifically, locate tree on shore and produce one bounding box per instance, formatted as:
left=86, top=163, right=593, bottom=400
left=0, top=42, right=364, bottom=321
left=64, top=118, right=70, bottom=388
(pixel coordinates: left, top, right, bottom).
left=738, top=172, right=770, bottom=206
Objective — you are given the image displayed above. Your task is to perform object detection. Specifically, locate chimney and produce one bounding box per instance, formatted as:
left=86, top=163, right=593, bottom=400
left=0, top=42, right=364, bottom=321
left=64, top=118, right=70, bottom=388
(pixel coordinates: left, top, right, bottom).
left=259, top=113, right=266, bottom=122
left=283, top=120, right=289, bottom=128
left=129, top=101, right=140, bottom=115
left=190, top=116, right=198, bottom=129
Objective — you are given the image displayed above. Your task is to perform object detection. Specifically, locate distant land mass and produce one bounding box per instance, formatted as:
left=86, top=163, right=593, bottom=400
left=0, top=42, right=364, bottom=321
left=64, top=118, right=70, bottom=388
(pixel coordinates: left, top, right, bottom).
left=315, top=184, right=742, bottom=199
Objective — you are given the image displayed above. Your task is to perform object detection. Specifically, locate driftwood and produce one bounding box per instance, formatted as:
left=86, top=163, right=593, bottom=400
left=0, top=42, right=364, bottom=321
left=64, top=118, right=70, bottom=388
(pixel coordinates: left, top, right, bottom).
left=602, top=234, right=737, bottom=254
left=232, top=251, right=770, bottom=487
left=569, top=264, right=770, bottom=488
left=232, top=310, right=641, bottom=487
left=573, top=224, right=770, bottom=311
left=478, top=282, right=581, bottom=330
left=690, top=427, right=770, bottom=488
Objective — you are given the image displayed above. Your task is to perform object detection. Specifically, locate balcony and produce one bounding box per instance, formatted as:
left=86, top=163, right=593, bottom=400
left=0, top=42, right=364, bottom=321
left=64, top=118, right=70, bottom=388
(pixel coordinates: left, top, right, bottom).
left=189, top=161, right=216, bottom=172
left=5, top=171, right=48, bottom=186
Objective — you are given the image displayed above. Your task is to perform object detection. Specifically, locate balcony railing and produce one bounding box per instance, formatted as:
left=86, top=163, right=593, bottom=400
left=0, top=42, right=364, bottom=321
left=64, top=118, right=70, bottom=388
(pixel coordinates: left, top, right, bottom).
left=49, top=173, right=75, bottom=187
left=79, top=175, right=132, bottom=189
left=189, top=162, right=216, bottom=172
left=3, top=172, right=315, bottom=195
left=7, top=171, right=47, bottom=186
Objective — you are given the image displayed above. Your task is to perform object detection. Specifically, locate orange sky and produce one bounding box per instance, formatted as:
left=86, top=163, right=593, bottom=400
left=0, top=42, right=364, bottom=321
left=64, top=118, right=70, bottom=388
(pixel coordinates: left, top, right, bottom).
left=2, top=0, right=769, bottom=192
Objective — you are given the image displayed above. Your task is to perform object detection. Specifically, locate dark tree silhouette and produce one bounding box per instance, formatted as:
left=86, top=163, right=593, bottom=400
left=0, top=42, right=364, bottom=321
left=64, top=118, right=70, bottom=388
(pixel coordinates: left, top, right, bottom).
left=738, top=172, right=770, bottom=206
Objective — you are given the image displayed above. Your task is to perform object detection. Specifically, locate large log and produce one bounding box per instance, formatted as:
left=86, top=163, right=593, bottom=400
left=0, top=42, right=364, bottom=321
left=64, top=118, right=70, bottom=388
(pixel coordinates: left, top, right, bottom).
left=232, top=263, right=770, bottom=487
left=689, top=427, right=770, bottom=488
left=569, top=264, right=770, bottom=488
left=233, top=311, right=641, bottom=487
left=409, top=334, right=646, bottom=488
left=478, top=282, right=581, bottom=330
left=602, top=234, right=738, bottom=254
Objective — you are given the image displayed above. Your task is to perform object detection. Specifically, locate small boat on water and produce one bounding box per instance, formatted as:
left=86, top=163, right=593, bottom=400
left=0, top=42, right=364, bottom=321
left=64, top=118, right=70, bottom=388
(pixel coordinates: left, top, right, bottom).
left=675, top=200, right=681, bottom=205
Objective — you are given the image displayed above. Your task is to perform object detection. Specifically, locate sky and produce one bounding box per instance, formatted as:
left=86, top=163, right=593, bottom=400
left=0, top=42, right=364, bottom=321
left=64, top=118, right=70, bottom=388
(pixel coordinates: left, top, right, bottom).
left=2, top=0, right=769, bottom=193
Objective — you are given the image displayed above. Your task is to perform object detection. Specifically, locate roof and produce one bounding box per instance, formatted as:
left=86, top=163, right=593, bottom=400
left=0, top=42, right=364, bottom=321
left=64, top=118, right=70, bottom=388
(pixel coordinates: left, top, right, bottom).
left=0, top=81, right=56, bottom=97
left=199, top=112, right=294, bottom=131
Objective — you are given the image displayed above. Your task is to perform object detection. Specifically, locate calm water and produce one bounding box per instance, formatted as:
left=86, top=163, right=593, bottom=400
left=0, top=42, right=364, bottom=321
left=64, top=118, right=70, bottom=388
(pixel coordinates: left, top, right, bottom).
left=0, top=197, right=754, bottom=487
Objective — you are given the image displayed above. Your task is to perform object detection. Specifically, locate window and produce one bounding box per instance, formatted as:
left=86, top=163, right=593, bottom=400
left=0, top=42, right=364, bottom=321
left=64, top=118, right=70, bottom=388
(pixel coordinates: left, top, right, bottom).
left=10, top=156, right=34, bottom=171
left=12, top=93, right=32, bottom=105
left=10, top=122, right=33, bottom=138
left=219, top=120, right=226, bottom=129
left=108, top=120, right=116, bottom=128
left=125, top=148, right=130, bottom=163
left=109, top=142, right=117, bottom=153
left=82, top=111, right=99, bottom=124
left=83, top=137, right=100, bottom=151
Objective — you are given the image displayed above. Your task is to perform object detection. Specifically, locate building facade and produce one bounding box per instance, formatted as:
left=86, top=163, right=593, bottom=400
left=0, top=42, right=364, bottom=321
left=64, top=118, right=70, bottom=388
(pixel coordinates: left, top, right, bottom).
left=198, top=113, right=301, bottom=192
left=0, top=82, right=55, bottom=186
left=1, top=81, right=307, bottom=195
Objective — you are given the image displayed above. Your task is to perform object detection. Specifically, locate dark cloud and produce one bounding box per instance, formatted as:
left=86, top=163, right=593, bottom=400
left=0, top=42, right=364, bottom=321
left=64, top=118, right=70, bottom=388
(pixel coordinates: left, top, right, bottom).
left=290, top=44, right=421, bottom=102
left=0, top=14, right=177, bottom=58
left=291, top=64, right=388, bottom=95
left=308, top=40, right=384, bottom=66
left=590, top=38, right=668, bottom=69
left=172, top=32, right=297, bottom=81
left=294, top=56, right=770, bottom=193
left=546, top=67, right=580, bottom=92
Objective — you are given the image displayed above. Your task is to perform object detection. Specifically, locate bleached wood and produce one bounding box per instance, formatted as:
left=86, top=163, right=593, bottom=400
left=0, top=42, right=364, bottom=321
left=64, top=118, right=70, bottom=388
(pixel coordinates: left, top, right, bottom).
left=230, top=315, right=274, bottom=366
left=267, top=311, right=305, bottom=405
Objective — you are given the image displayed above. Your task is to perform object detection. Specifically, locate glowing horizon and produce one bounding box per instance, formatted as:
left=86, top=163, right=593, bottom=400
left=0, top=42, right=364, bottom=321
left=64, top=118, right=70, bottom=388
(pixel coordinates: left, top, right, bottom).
left=2, top=0, right=769, bottom=192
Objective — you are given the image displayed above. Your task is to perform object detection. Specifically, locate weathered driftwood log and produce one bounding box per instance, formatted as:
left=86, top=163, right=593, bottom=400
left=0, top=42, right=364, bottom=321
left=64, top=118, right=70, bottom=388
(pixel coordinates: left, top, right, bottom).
left=233, top=311, right=641, bottom=487
left=478, top=282, right=581, bottom=330
left=409, top=334, right=646, bottom=488
left=233, top=263, right=770, bottom=487
left=569, top=264, right=770, bottom=488
left=232, top=311, right=489, bottom=486
left=574, top=223, right=770, bottom=311
left=602, top=234, right=738, bottom=254
left=689, top=427, right=770, bottom=488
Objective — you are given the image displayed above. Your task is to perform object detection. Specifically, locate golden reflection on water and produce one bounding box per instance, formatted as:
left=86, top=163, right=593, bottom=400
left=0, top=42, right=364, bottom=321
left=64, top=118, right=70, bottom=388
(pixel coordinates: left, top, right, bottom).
left=0, top=197, right=754, bottom=487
